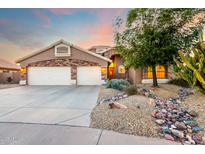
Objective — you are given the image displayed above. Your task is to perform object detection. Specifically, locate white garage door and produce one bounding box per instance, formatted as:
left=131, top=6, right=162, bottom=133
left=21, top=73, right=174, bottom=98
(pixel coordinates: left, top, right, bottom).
left=77, top=66, right=102, bottom=85
left=28, top=67, right=71, bottom=85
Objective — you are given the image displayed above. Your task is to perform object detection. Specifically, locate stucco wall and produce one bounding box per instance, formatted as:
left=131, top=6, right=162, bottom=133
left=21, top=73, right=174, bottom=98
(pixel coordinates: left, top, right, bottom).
left=128, top=67, right=143, bottom=85
left=114, top=55, right=126, bottom=79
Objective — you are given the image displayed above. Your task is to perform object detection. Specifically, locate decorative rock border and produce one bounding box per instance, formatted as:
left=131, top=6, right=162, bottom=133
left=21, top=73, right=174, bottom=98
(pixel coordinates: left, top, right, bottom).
left=98, top=92, right=128, bottom=104
left=139, top=87, right=204, bottom=145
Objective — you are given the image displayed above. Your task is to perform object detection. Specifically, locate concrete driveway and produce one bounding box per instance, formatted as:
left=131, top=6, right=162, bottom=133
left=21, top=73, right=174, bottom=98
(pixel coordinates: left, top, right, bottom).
left=0, top=86, right=179, bottom=145
left=0, top=86, right=100, bottom=127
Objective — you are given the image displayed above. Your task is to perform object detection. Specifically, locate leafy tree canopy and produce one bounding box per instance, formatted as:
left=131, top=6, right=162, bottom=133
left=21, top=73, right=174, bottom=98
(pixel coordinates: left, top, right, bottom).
left=115, top=8, right=205, bottom=86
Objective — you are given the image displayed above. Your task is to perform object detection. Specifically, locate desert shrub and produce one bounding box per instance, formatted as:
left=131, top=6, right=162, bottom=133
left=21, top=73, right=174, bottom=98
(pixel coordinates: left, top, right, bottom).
left=168, top=78, right=190, bottom=88
left=124, top=85, right=138, bottom=95
left=7, top=77, right=12, bottom=83
left=106, top=79, right=130, bottom=91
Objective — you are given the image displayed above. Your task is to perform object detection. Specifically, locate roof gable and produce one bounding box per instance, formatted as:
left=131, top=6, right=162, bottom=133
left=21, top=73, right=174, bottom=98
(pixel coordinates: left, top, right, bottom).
left=16, top=39, right=111, bottom=63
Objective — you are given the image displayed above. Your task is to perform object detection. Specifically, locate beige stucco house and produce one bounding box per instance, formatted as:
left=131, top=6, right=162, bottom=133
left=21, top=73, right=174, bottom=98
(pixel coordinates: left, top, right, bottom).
left=16, top=39, right=172, bottom=86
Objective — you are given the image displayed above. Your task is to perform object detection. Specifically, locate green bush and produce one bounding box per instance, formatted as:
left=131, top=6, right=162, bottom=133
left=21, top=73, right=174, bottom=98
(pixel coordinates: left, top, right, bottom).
left=124, top=85, right=138, bottom=95
left=106, top=79, right=130, bottom=91
left=168, top=78, right=190, bottom=88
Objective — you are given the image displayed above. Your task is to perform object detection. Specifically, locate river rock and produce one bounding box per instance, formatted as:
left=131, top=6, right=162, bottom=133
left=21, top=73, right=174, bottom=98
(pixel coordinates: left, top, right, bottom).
left=183, top=120, right=194, bottom=125
left=187, top=129, right=192, bottom=133
left=175, top=121, right=187, bottom=130
left=164, top=134, right=175, bottom=141
left=189, top=110, right=198, bottom=117
left=186, top=134, right=195, bottom=144
left=171, top=125, right=177, bottom=129
left=192, top=126, right=203, bottom=133
left=148, top=98, right=155, bottom=107
left=155, top=112, right=165, bottom=119
left=192, top=134, right=203, bottom=144
left=155, top=119, right=165, bottom=125
left=171, top=129, right=184, bottom=138
left=151, top=111, right=157, bottom=118
left=184, top=141, right=191, bottom=145
left=109, top=102, right=127, bottom=109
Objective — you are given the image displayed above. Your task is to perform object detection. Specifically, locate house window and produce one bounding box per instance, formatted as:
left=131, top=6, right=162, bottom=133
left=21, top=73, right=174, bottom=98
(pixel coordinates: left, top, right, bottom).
left=118, top=65, right=125, bottom=74
left=143, top=65, right=168, bottom=79
left=55, top=44, right=71, bottom=57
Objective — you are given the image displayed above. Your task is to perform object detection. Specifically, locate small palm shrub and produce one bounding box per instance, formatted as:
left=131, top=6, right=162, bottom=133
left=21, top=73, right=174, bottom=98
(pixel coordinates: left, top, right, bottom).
left=168, top=78, right=190, bottom=88
left=106, top=79, right=130, bottom=91
left=124, top=85, right=138, bottom=95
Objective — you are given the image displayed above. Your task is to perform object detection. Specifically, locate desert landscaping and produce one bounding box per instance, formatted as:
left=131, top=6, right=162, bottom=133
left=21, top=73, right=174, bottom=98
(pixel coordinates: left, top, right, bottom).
left=90, top=83, right=205, bottom=145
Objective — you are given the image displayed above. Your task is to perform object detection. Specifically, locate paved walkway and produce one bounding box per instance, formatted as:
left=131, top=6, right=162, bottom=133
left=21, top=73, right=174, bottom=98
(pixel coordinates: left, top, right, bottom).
left=0, top=122, right=179, bottom=145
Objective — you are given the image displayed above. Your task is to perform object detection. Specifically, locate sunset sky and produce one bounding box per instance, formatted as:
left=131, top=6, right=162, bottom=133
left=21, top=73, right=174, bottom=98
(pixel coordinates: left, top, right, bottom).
left=0, top=8, right=129, bottom=62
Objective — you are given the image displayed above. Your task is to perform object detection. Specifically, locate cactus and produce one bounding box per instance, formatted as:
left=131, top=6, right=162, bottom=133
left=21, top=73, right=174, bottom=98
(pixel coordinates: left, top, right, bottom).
left=174, top=42, right=205, bottom=92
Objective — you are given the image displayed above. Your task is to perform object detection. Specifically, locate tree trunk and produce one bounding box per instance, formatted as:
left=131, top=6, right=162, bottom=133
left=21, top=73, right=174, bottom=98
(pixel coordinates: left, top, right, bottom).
left=152, top=65, right=158, bottom=87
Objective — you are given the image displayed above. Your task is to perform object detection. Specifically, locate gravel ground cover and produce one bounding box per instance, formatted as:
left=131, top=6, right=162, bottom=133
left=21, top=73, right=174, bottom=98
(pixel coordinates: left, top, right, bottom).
left=90, top=86, right=159, bottom=137
left=91, top=84, right=205, bottom=144
left=181, top=92, right=205, bottom=131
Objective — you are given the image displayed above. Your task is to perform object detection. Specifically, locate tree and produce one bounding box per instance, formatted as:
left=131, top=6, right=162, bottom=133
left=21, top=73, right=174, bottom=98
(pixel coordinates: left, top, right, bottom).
left=115, top=8, right=205, bottom=87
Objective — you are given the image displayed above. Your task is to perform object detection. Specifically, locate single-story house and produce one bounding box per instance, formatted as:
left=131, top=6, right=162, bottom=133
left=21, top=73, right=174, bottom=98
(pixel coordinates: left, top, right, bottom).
left=16, top=39, right=111, bottom=85
left=0, top=58, right=20, bottom=83
left=16, top=39, right=172, bottom=86
left=89, top=47, right=172, bottom=85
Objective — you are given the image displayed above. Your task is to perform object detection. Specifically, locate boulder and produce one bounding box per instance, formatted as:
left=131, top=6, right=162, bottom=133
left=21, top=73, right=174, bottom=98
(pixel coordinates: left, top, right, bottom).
left=109, top=102, right=127, bottom=109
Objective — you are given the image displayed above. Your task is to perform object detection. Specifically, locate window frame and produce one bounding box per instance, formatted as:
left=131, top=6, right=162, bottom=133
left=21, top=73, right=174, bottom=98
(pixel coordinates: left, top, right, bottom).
left=54, top=44, right=71, bottom=57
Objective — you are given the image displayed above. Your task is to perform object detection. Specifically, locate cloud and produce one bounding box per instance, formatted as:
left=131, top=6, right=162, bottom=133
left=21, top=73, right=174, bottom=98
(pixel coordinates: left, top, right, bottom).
left=47, top=8, right=80, bottom=15
left=79, top=23, right=114, bottom=48
left=34, top=10, right=51, bottom=28
left=0, top=43, right=18, bottom=49
left=78, top=9, right=129, bottom=48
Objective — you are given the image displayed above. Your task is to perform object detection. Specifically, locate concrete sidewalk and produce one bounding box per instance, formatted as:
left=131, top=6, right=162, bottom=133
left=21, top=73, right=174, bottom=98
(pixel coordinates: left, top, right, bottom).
left=0, top=122, right=180, bottom=145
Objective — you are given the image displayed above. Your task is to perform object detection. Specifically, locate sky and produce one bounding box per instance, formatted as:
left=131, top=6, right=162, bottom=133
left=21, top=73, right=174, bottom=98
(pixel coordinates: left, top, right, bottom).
left=0, top=8, right=130, bottom=62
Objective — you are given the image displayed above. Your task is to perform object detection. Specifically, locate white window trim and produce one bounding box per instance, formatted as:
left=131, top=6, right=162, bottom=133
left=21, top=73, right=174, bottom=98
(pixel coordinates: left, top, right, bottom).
left=54, top=44, right=71, bottom=57
left=142, top=79, right=170, bottom=84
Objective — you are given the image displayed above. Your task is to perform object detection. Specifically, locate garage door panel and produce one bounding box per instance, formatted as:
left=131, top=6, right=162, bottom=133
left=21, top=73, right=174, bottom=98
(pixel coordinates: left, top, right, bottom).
left=28, top=67, right=71, bottom=85
left=77, top=67, right=101, bottom=85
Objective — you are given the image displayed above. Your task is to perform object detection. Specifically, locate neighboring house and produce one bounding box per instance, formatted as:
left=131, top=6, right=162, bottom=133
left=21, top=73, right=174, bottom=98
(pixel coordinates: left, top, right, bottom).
left=16, top=39, right=111, bottom=85
left=0, top=58, right=20, bottom=84
left=89, top=47, right=172, bottom=85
